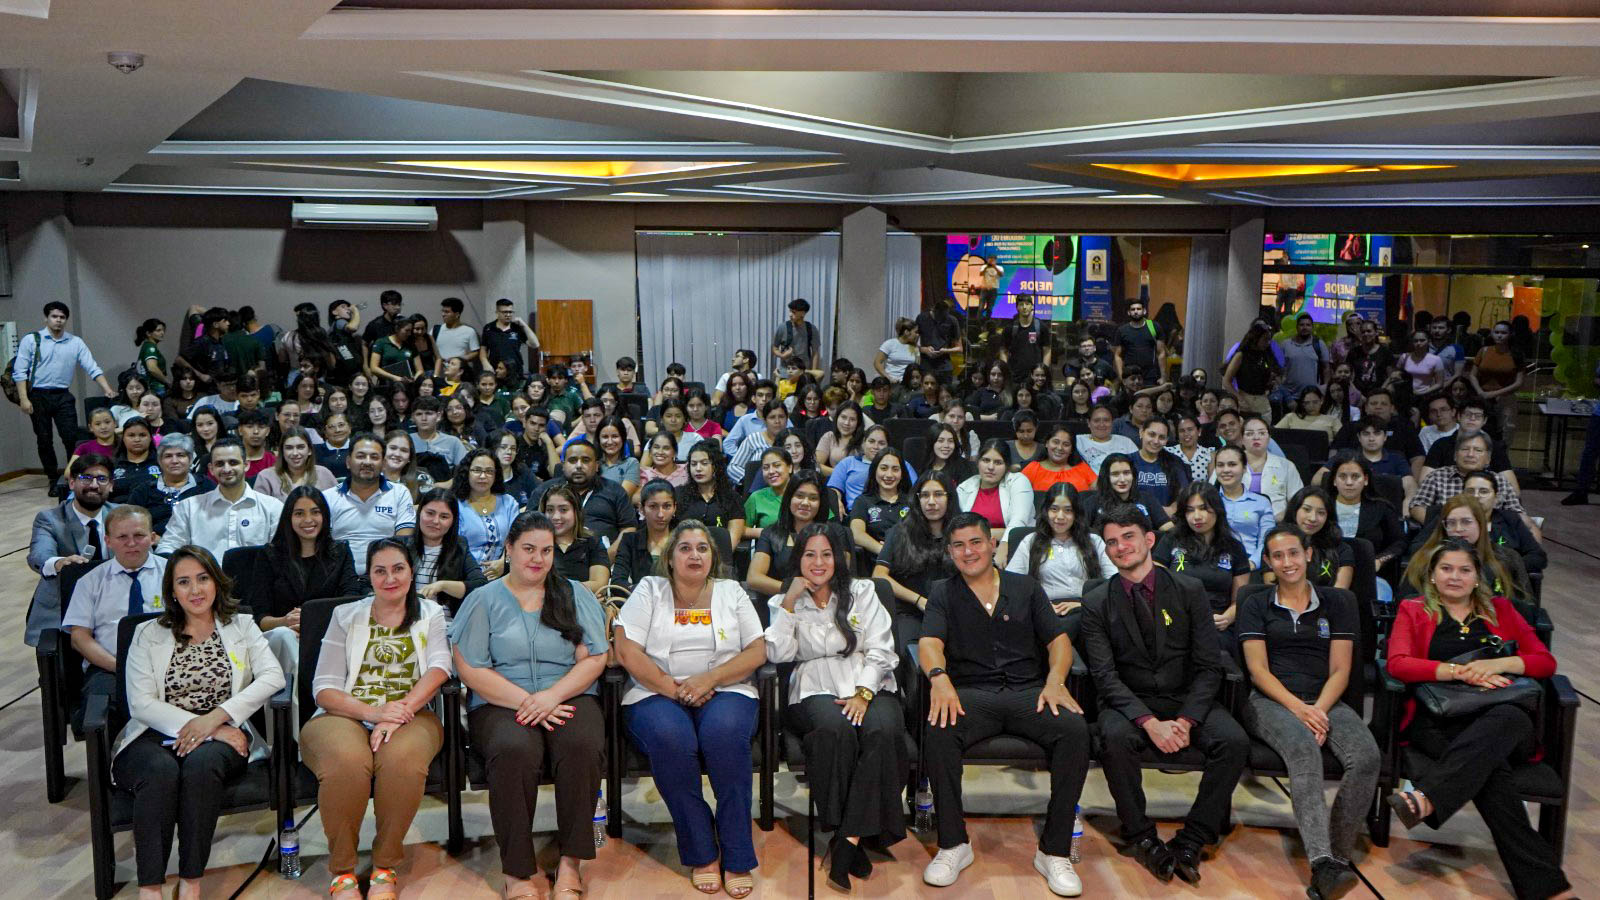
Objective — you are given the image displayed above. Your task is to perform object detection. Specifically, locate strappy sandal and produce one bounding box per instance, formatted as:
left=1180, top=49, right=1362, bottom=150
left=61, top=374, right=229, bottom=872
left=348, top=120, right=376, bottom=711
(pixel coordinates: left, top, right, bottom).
left=690, top=870, right=722, bottom=895
left=368, top=867, right=400, bottom=900
left=723, top=871, right=755, bottom=898
left=552, top=878, right=584, bottom=899
left=1387, top=790, right=1429, bottom=829
left=328, top=873, right=361, bottom=899
left=504, top=877, right=544, bottom=900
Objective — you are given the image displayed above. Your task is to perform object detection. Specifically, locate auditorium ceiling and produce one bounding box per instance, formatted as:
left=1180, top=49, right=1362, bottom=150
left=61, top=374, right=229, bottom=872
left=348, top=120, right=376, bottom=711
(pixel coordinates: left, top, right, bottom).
left=4, top=1, right=1600, bottom=205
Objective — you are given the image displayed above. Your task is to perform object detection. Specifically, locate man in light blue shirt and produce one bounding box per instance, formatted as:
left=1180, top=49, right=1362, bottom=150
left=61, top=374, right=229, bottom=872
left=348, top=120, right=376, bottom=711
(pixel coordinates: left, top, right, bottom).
left=13, top=302, right=116, bottom=494
left=722, top=380, right=778, bottom=459
left=63, top=506, right=167, bottom=716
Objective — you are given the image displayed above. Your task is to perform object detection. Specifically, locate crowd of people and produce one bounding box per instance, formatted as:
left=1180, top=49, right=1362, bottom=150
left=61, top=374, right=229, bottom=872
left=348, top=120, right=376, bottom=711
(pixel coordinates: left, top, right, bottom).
left=15, top=290, right=1576, bottom=900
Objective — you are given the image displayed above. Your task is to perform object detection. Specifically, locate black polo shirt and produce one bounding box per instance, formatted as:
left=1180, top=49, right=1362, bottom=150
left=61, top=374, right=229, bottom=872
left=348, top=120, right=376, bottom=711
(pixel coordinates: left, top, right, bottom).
left=482, top=322, right=529, bottom=367
left=921, top=569, right=1063, bottom=691
left=849, top=493, right=910, bottom=542
left=554, top=535, right=607, bottom=583
left=1004, top=318, right=1048, bottom=377
left=1236, top=587, right=1356, bottom=703
left=674, top=485, right=745, bottom=531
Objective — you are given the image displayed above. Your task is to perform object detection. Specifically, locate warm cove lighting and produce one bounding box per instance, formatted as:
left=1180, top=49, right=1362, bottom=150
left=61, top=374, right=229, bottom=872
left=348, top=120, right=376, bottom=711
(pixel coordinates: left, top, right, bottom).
left=389, top=160, right=747, bottom=178
left=1088, top=163, right=1454, bottom=182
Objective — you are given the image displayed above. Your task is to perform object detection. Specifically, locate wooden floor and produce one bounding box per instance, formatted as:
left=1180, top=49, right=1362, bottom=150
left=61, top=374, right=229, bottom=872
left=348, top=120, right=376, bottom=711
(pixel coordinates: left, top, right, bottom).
left=2, top=472, right=1596, bottom=898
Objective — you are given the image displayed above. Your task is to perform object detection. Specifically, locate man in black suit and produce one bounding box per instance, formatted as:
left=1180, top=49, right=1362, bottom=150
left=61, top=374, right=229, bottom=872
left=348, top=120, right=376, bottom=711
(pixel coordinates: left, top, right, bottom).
left=1080, top=503, right=1248, bottom=886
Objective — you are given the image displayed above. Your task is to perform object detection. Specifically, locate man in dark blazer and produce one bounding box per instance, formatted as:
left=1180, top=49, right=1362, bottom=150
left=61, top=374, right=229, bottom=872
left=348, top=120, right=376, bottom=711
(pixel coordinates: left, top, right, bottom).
left=1081, top=502, right=1247, bottom=886
left=24, top=453, right=119, bottom=646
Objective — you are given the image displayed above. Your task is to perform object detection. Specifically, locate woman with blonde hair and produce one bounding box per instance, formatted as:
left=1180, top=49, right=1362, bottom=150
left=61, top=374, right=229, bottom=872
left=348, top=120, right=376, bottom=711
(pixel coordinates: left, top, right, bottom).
left=1401, top=494, right=1534, bottom=609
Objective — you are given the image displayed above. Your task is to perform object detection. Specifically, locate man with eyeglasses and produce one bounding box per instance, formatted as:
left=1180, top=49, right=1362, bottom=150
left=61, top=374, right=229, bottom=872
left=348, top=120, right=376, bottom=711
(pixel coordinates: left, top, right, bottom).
left=24, top=454, right=118, bottom=646
left=1420, top=397, right=1518, bottom=493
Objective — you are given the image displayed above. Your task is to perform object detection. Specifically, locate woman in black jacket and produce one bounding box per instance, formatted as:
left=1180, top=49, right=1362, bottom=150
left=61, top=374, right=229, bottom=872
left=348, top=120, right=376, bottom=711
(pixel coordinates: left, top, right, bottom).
left=1326, top=453, right=1406, bottom=594
left=257, top=485, right=364, bottom=675
left=405, top=487, right=490, bottom=615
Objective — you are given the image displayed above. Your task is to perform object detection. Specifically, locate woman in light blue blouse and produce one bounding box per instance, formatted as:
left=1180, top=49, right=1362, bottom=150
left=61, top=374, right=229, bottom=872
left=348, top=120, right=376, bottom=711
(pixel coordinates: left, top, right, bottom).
left=1213, top=444, right=1277, bottom=564
left=451, top=511, right=609, bottom=900
left=452, top=448, right=521, bottom=580
left=597, top=415, right=641, bottom=499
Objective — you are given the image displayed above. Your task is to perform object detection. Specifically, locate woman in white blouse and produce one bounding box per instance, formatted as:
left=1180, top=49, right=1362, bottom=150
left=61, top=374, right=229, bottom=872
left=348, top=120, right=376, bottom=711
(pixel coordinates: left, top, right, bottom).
left=614, top=520, right=768, bottom=899
left=956, top=439, right=1038, bottom=564
left=765, top=522, right=905, bottom=894
left=1004, top=483, right=1115, bottom=642
left=112, top=545, right=284, bottom=900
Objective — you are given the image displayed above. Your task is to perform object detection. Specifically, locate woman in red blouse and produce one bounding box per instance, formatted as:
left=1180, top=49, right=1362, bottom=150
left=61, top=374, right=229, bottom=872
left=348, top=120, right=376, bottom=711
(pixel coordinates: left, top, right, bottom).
left=1385, top=538, right=1569, bottom=900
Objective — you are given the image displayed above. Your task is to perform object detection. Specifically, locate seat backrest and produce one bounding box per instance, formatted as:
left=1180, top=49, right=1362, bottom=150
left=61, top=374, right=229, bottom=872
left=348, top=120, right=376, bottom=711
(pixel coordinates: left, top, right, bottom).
left=1275, top=428, right=1330, bottom=471
left=113, top=611, right=171, bottom=736
left=1280, top=443, right=1314, bottom=485
left=1005, top=526, right=1033, bottom=566
left=1343, top=536, right=1378, bottom=656
left=804, top=416, right=832, bottom=446
left=884, top=417, right=930, bottom=454
left=221, top=545, right=271, bottom=608
left=1371, top=474, right=1405, bottom=512
left=296, top=595, right=364, bottom=727
left=903, top=436, right=930, bottom=474
left=59, top=558, right=108, bottom=617
left=617, top=394, right=648, bottom=423
left=683, top=381, right=707, bottom=397
left=971, top=419, right=1017, bottom=444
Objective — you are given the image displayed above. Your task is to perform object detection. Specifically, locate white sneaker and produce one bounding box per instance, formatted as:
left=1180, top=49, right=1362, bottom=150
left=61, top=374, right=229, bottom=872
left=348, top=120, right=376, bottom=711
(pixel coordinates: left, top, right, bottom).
left=1034, top=850, right=1083, bottom=897
left=922, top=843, right=974, bottom=887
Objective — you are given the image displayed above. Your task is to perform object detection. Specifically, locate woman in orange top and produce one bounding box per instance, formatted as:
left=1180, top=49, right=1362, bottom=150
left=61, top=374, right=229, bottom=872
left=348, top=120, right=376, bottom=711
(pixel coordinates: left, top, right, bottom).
left=1023, top=423, right=1096, bottom=492
left=1466, top=319, right=1526, bottom=444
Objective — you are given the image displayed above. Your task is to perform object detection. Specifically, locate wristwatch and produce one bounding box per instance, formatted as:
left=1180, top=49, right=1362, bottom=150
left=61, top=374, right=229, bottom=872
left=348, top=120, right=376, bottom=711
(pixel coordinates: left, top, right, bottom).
left=854, top=686, right=876, bottom=703
left=927, top=667, right=948, bottom=681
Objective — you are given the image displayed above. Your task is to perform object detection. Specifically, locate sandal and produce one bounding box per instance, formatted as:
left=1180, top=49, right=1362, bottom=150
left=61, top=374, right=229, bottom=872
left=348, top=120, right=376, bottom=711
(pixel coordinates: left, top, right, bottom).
left=328, top=873, right=360, bottom=898
left=552, top=874, right=584, bottom=898
left=368, top=867, right=400, bottom=900
left=1387, top=790, right=1428, bottom=829
left=723, top=871, right=755, bottom=898
left=691, top=870, right=722, bottom=895
left=504, top=877, right=544, bottom=900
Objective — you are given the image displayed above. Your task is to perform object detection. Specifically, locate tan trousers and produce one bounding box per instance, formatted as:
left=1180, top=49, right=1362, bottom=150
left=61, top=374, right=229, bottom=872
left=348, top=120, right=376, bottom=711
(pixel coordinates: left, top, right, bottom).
left=300, top=710, right=443, bottom=873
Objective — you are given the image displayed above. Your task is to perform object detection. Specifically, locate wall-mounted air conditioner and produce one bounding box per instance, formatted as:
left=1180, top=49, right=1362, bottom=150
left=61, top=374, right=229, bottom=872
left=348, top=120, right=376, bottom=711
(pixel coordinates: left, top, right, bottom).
left=291, top=203, right=438, bottom=232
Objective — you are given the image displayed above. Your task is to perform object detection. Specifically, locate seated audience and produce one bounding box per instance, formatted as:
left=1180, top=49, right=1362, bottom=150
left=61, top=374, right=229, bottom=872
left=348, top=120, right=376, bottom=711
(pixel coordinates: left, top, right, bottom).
left=158, top=438, right=283, bottom=559
left=848, top=446, right=912, bottom=559
left=1410, top=430, right=1526, bottom=527
left=814, top=402, right=865, bottom=476
left=128, top=436, right=208, bottom=538
left=1076, top=404, right=1139, bottom=475
left=1237, top=417, right=1305, bottom=519
left=956, top=439, right=1036, bottom=562
left=639, top=431, right=687, bottom=492
left=1004, top=483, right=1114, bottom=641
left=234, top=409, right=275, bottom=481
left=873, top=471, right=957, bottom=655
left=405, top=489, right=488, bottom=616
left=1326, top=454, right=1406, bottom=597
left=322, top=433, right=419, bottom=571
left=674, top=444, right=747, bottom=547
left=920, top=422, right=977, bottom=486
left=451, top=512, right=610, bottom=900
left=452, top=449, right=520, bottom=580
left=747, top=469, right=835, bottom=597
left=25, top=454, right=117, bottom=646
left=530, top=440, right=637, bottom=543
left=611, top=480, right=678, bottom=592
left=254, top=425, right=337, bottom=499
left=410, top=396, right=468, bottom=467
left=1210, top=445, right=1276, bottom=564
left=1153, top=482, right=1252, bottom=656
left=1082, top=452, right=1172, bottom=532
left=1267, top=486, right=1355, bottom=589
left=63, top=505, right=167, bottom=718
left=742, top=448, right=792, bottom=540
left=258, top=485, right=362, bottom=673
left=540, top=484, right=610, bottom=597
left=1022, top=424, right=1096, bottom=493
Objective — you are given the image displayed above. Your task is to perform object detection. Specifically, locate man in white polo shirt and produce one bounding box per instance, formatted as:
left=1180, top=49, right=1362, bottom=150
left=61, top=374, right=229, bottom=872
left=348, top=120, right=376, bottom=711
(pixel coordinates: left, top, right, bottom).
left=324, top=432, right=417, bottom=571
left=62, top=505, right=167, bottom=721
left=157, top=437, right=283, bottom=559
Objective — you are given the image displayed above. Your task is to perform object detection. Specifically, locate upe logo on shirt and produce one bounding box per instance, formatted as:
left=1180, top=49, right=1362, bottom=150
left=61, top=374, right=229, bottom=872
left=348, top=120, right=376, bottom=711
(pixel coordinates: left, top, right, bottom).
left=375, top=505, right=395, bottom=515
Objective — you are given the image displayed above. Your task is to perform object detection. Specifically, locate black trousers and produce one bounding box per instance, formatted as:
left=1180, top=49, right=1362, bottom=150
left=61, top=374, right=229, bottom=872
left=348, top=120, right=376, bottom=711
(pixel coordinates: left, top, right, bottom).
left=469, top=696, right=605, bottom=877
left=110, top=729, right=246, bottom=885
left=922, top=685, right=1090, bottom=857
left=784, top=693, right=907, bottom=843
left=1409, top=705, right=1569, bottom=900
left=28, top=388, right=78, bottom=480
left=1097, top=702, right=1248, bottom=848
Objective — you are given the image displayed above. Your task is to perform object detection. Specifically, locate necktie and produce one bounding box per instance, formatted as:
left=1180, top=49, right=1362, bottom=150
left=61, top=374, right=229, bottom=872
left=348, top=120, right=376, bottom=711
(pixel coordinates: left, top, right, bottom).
left=125, top=570, right=144, bottom=618
left=85, top=519, right=102, bottom=560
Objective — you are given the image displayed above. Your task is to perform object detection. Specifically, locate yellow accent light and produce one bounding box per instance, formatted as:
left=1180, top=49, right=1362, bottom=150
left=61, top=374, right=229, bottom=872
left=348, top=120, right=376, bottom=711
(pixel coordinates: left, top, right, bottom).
left=1087, top=163, right=1454, bottom=182
left=389, top=160, right=746, bottom=178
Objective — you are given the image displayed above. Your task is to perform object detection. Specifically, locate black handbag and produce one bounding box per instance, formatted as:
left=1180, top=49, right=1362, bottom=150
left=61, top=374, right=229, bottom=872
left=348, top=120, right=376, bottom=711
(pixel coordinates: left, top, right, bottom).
left=1414, top=640, right=1541, bottom=718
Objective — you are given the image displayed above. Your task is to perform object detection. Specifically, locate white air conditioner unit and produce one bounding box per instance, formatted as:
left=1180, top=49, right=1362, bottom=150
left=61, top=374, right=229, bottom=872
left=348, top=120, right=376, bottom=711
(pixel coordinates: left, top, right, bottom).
left=291, top=203, right=438, bottom=232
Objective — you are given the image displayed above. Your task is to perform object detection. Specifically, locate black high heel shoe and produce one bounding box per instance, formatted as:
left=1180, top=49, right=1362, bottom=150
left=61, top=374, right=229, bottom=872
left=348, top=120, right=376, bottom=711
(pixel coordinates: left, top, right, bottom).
left=824, top=834, right=854, bottom=894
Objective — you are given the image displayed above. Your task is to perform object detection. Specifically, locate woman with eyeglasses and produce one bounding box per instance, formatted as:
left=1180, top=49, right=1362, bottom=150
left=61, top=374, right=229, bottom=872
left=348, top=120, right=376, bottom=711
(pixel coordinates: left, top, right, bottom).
left=453, top=448, right=520, bottom=581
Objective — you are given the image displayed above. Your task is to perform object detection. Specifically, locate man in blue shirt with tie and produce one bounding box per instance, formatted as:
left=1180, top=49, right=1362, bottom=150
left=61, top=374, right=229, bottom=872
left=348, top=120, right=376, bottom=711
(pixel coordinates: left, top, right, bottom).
left=13, top=302, right=116, bottom=495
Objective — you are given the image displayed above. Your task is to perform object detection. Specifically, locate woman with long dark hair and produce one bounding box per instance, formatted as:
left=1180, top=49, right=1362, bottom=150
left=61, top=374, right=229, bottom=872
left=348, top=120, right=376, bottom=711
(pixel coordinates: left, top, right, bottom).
left=1155, top=482, right=1253, bottom=654
left=919, top=422, right=977, bottom=486
left=1326, top=452, right=1405, bottom=597
left=135, top=318, right=171, bottom=391
left=742, top=447, right=793, bottom=540
left=406, top=488, right=488, bottom=615
left=163, top=368, right=204, bottom=421
left=766, top=521, right=905, bottom=893
left=1021, top=423, right=1095, bottom=493
left=540, top=483, right=610, bottom=596
left=285, top=301, right=337, bottom=379
left=1213, top=444, right=1277, bottom=565
left=611, top=479, right=679, bottom=592
left=815, top=401, right=864, bottom=476
left=1223, top=319, right=1282, bottom=417
left=1005, top=483, right=1113, bottom=639
left=256, top=425, right=337, bottom=499
left=260, top=485, right=361, bottom=669
left=746, top=469, right=834, bottom=597
left=1081, top=452, right=1172, bottom=532
left=453, top=448, right=520, bottom=579
left=112, top=545, right=283, bottom=900
left=873, top=470, right=958, bottom=653
left=1266, top=486, right=1354, bottom=589
left=956, top=439, right=1038, bottom=562
left=300, top=539, right=452, bottom=900
left=451, top=512, right=610, bottom=900
left=848, top=446, right=912, bottom=558
left=110, top=416, right=161, bottom=502
left=675, top=444, right=747, bottom=546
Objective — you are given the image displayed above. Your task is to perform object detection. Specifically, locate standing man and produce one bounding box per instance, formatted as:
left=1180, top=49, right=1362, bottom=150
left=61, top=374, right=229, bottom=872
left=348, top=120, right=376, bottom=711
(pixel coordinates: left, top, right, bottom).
left=62, top=505, right=167, bottom=713
left=157, top=437, right=283, bottom=559
left=1114, top=300, right=1168, bottom=386
left=1562, top=359, right=1600, bottom=505
left=482, top=297, right=541, bottom=375
left=180, top=307, right=235, bottom=388
left=322, top=432, right=417, bottom=571
left=772, top=298, right=821, bottom=373
left=918, top=513, right=1088, bottom=896
left=1081, top=503, right=1247, bottom=886
left=977, top=256, right=1003, bottom=320
left=14, top=302, right=117, bottom=495
left=1277, top=312, right=1330, bottom=408
left=433, top=296, right=485, bottom=377
left=917, top=299, right=964, bottom=382
left=24, top=453, right=117, bottom=646
left=221, top=306, right=267, bottom=382
left=1427, top=316, right=1464, bottom=379
left=999, top=294, right=1052, bottom=381
left=362, top=289, right=404, bottom=345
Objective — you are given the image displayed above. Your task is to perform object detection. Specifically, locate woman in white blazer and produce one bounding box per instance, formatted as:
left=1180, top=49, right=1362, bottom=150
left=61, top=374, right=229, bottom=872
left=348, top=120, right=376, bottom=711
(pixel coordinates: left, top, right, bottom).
left=957, top=438, right=1038, bottom=563
left=1228, top=416, right=1305, bottom=518
left=299, top=538, right=453, bottom=900
left=765, top=522, right=904, bottom=894
left=614, top=520, right=768, bottom=899
left=111, top=545, right=285, bottom=900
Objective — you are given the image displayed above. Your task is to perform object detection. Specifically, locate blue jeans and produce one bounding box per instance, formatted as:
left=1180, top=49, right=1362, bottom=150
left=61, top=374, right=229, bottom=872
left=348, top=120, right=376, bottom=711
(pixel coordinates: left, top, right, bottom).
left=625, top=692, right=759, bottom=871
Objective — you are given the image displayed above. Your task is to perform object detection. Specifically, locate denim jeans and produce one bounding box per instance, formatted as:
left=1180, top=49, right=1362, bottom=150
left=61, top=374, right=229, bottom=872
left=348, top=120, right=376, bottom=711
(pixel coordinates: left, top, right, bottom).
left=1243, top=694, right=1380, bottom=863
left=625, top=692, right=759, bottom=871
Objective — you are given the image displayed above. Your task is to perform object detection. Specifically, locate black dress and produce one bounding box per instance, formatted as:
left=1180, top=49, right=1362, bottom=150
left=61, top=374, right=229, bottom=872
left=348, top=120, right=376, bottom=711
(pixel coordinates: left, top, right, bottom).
left=257, top=542, right=364, bottom=621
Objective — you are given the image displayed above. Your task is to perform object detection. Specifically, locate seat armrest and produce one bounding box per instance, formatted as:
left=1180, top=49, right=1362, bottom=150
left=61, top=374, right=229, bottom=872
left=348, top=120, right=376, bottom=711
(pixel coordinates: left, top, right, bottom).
left=269, top=683, right=293, bottom=711
left=83, top=691, right=111, bottom=736
left=37, top=627, right=62, bottom=658
left=1551, top=674, right=1579, bottom=709
left=439, top=677, right=462, bottom=697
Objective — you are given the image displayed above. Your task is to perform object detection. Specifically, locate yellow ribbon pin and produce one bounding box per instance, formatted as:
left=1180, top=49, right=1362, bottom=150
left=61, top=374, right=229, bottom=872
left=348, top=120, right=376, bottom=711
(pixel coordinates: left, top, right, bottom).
left=1161, top=609, right=1172, bottom=627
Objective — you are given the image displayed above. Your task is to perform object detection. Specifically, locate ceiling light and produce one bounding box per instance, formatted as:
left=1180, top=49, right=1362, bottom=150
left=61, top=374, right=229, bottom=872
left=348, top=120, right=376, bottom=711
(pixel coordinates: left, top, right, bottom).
left=611, top=192, right=669, bottom=197
left=388, top=160, right=747, bottom=178
left=1085, top=163, right=1454, bottom=182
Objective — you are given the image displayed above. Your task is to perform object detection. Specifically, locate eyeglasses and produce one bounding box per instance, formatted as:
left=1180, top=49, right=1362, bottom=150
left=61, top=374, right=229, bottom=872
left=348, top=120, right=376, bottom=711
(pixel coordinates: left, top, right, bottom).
left=468, top=468, right=497, bottom=476
left=74, top=474, right=111, bottom=485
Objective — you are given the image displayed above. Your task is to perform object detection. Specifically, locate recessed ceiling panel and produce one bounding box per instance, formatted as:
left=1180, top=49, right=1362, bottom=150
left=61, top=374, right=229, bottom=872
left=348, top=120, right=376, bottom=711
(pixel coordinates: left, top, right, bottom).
left=1255, top=110, right=1600, bottom=147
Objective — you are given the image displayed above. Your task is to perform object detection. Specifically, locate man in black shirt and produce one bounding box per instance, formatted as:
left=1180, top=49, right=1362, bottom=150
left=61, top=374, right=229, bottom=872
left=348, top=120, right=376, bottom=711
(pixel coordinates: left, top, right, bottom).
left=361, top=290, right=404, bottom=345
left=1345, top=319, right=1395, bottom=396
left=1081, top=503, right=1247, bottom=886
left=1067, top=335, right=1117, bottom=384
left=1330, top=388, right=1424, bottom=479
left=529, top=439, right=636, bottom=541
left=482, top=297, right=540, bottom=373
left=916, top=299, right=964, bottom=380
left=1114, top=300, right=1166, bottom=384
left=918, top=513, right=1088, bottom=895
left=999, top=294, right=1052, bottom=382
left=180, top=307, right=234, bottom=388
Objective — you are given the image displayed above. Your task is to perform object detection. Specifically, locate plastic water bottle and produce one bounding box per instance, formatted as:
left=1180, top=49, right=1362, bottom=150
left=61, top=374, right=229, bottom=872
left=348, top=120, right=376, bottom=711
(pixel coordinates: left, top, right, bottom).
left=593, top=790, right=608, bottom=848
left=913, top=778, right=934, bottom=833
left=279, top=822, right=301, bottom=879
left=1070, top=805, right=1083, bottom=864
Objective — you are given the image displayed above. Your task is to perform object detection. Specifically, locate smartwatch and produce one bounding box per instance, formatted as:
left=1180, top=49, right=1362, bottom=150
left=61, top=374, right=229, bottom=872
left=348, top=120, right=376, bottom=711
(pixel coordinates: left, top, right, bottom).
left=927, top=667, right=948, bottom=681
